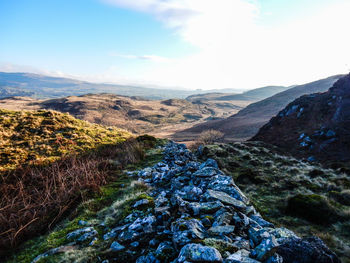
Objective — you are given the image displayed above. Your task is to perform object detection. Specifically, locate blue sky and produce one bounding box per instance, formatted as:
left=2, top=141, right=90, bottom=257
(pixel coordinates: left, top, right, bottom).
left=0, top=0, right=349, bottom=90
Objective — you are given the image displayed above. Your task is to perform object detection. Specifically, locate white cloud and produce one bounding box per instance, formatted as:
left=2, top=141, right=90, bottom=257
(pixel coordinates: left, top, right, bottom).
left=0, top=62, right=71, bottom=78
left=109, top=52, right=171, bottom=62
left=100, top=0, right=350, bottom=90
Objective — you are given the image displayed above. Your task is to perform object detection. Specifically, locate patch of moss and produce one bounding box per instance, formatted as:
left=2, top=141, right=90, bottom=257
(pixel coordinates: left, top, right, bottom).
left=286, top=194, right=343, bottom=225
left=203, top=238, right=237, bottom=254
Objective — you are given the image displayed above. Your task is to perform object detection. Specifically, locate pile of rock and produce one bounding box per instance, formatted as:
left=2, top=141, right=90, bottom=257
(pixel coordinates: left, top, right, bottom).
left=33, top=142, right=340, bottom=263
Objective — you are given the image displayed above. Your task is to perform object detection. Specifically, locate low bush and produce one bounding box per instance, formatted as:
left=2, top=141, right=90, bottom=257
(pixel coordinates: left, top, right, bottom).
left=198, top=130, right=224, bottom=144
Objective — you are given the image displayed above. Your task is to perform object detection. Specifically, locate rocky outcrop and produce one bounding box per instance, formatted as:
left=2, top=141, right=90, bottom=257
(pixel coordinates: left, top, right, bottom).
left=31, top=142, right=340, bottom=262
left=252, top=73, right=350, bottom=166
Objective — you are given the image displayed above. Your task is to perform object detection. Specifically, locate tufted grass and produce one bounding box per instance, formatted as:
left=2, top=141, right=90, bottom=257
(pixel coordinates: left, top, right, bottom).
left=197, top=142, right=350, bottom=262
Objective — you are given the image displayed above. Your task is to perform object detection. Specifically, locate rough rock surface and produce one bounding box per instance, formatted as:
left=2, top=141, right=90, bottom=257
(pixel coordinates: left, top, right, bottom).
left=252, top=73, right=350, bottom=166
left=31, top=142, right=340, bottom=263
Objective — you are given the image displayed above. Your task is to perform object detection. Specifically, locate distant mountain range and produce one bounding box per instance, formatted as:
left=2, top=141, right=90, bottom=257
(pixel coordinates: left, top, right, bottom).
left=0, top=72, right=294, bottom=101
left=173, top=75, right=343, bottom=141
left=0, top=72, right=245, bottom=100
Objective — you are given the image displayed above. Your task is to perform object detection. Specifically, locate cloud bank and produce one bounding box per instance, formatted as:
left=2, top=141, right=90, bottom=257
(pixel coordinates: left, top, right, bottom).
left=100, top=0, right=350, bottom=90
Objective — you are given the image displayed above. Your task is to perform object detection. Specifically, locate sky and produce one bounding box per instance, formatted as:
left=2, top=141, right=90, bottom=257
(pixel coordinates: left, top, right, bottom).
left=0, top=0, right=350, bottom=90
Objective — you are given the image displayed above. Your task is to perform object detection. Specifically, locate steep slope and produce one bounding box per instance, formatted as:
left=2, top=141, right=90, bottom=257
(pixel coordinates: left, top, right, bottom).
left=216, top=85, right=289, bottom=101
left=0, top=93, right=243, bottom=136
left=7, top=142, right=341, bottom=263
left=173, top=75, right=343, bottom=142
left=186, top=86, right=288, bottom=103
left=252, top=73, right=350, bottom=166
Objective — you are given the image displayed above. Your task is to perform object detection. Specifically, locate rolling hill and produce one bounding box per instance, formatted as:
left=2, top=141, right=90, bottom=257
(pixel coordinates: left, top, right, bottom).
left=0, top=93, right=247, bottom=137
left=0, top=109, right=131, bottom=172
left=173, top=75, right=343, bottom=142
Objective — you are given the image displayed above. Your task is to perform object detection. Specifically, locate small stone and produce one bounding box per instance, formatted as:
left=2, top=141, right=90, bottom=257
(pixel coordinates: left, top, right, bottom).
left=200, top=158, right=219, bottom=169
left=249, top=215, right=274, bottom=228
left=66, top=227, right=96, bottom=240
left=134, top=199, right=150, bottom=208
left=136, top=252, right=160, bottom=263
left=110, top=241, right=125, bottom=252
left=225, top=249, right=260, bottom=263
left=208, top=225, right=235, bottom=236
left=248, top=227, right=271, bottom=247
left=78, top=220, right=89, bottom=226
left=251, top=236, right=279, bottom=261
left=193, top=167, right=223, bottom=178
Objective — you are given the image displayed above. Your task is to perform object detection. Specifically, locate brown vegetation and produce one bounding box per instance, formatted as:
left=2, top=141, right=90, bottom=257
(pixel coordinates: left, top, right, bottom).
left=0, top=137, right=155, bottom=256
left=198, top=130, right=224, bottom=144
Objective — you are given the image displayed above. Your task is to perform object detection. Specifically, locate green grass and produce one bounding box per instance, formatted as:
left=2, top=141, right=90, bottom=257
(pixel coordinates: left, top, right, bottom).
left=198, top=142, right=350, bottom=262
left=0, top=109, right=131, bottom=173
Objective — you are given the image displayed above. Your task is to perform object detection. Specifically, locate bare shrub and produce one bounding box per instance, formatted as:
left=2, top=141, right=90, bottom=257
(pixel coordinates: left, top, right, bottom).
left=198, top=129, right=224, bottom=144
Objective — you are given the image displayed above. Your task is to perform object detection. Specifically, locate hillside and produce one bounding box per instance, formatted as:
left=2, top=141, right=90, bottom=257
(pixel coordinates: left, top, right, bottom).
left=173, top=75, right=343, bottom=142
left=0, top=72, right=241, bottom=100
left=198, top=142, right=350, bottom=262
left=0, top=109, right=131, bottom=172
left=0, top=93, right=245, bottom=137
left=186, top=86, right=288, bottom=104
left=252, top=73, right=350, bottom=166
left=7, top=142, right=341, bottom=263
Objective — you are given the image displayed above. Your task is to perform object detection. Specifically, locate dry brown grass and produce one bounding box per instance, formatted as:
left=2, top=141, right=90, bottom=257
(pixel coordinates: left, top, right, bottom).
left=0, top=137, right=153, bottom=255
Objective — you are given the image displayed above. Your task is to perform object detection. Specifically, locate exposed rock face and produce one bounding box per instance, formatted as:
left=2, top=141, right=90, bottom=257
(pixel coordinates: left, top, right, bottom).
left=31, top=142, right=340, bottom=262
left=252, top=73, right=350, bottom=166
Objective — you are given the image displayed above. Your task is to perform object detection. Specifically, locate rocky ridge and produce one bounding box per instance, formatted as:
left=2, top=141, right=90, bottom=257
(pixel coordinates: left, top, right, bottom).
left=252, top=73, right=350, bottom=166
left=29, top=142, right=340, bottom=263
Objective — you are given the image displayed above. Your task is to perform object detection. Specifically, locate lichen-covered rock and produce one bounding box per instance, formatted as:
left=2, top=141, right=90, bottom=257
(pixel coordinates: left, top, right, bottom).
left=204, top=190, right=246, bottom=210
left=203, top=238, right=240, bottom=254
left=177, top=243, right=223, bottom=262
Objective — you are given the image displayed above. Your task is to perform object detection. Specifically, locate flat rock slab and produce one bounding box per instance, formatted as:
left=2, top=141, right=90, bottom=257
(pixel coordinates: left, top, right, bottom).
left=205, top=189, right=246, bottom=210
